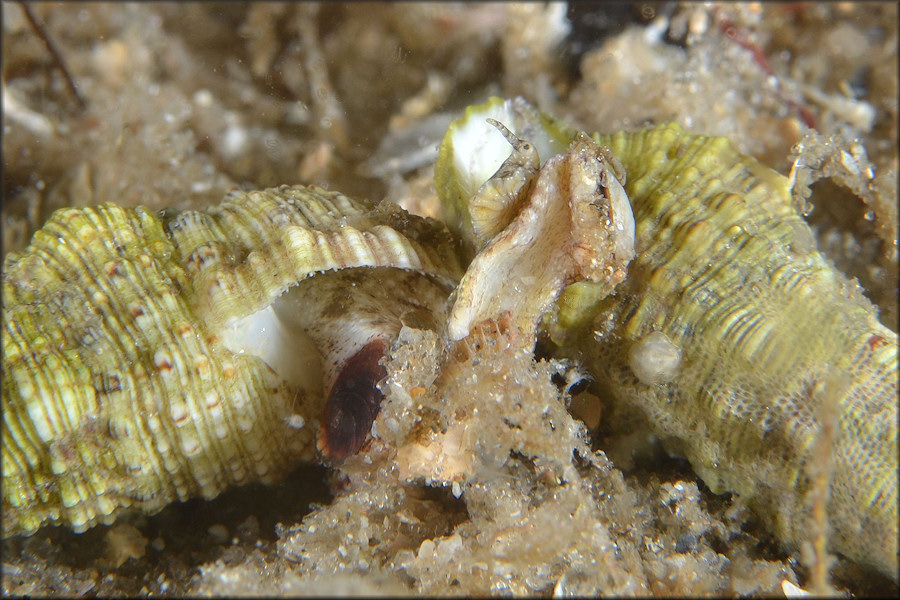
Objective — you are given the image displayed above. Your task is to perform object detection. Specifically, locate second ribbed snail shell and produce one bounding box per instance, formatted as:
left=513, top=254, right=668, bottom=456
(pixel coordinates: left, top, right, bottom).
left=579, top=123, right=898, bottom=582
left=434, top=97, right=897, bottom=581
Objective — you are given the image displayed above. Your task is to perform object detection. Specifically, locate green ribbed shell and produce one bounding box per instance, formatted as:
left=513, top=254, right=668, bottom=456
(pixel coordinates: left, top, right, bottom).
left=557, top=123, right=897, bottom=579
left=2, top=185, right=462, bottom=536
left=433, top=96, right=897, bottom=579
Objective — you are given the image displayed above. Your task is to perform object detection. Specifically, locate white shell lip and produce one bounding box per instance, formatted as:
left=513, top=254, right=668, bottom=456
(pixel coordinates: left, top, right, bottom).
left=605, top=168, right=636, bottom=262
left=448, top=97, right=572, bottom=205
left=219, top=303, right=324, bottom=396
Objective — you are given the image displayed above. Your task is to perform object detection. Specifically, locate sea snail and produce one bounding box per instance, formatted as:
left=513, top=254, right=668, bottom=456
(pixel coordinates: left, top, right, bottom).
left=2, top=185, right=462, bottom=536
left=434, top=97, right=898, bottom=581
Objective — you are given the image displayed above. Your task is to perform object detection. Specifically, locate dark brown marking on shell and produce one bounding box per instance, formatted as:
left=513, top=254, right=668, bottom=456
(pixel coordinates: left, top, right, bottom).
left=320, top=337, right=388, bottom=459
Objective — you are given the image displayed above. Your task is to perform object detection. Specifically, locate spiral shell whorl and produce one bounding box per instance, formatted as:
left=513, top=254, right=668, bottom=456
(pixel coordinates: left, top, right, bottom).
left=580, top=123, right=898, bottom=579
left=165, top=185, right=462, bottom=328
left=2, top=203, right=314, bottom=536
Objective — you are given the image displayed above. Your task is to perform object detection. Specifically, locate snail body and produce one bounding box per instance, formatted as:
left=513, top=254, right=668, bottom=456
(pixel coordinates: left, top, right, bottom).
left=274, top=267, right=453, bottom=458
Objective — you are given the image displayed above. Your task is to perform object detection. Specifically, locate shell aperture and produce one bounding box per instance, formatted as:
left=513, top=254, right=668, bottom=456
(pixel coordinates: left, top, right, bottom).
left=434, top=96, right=577, bottom=261
left=443, top=120, right=635, bottom=343
left=272, top=267, right=453, bottom=458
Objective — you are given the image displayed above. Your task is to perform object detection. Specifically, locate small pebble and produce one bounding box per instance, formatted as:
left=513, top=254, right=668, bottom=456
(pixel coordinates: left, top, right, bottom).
left=207, top=524, right=229, bottom=544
